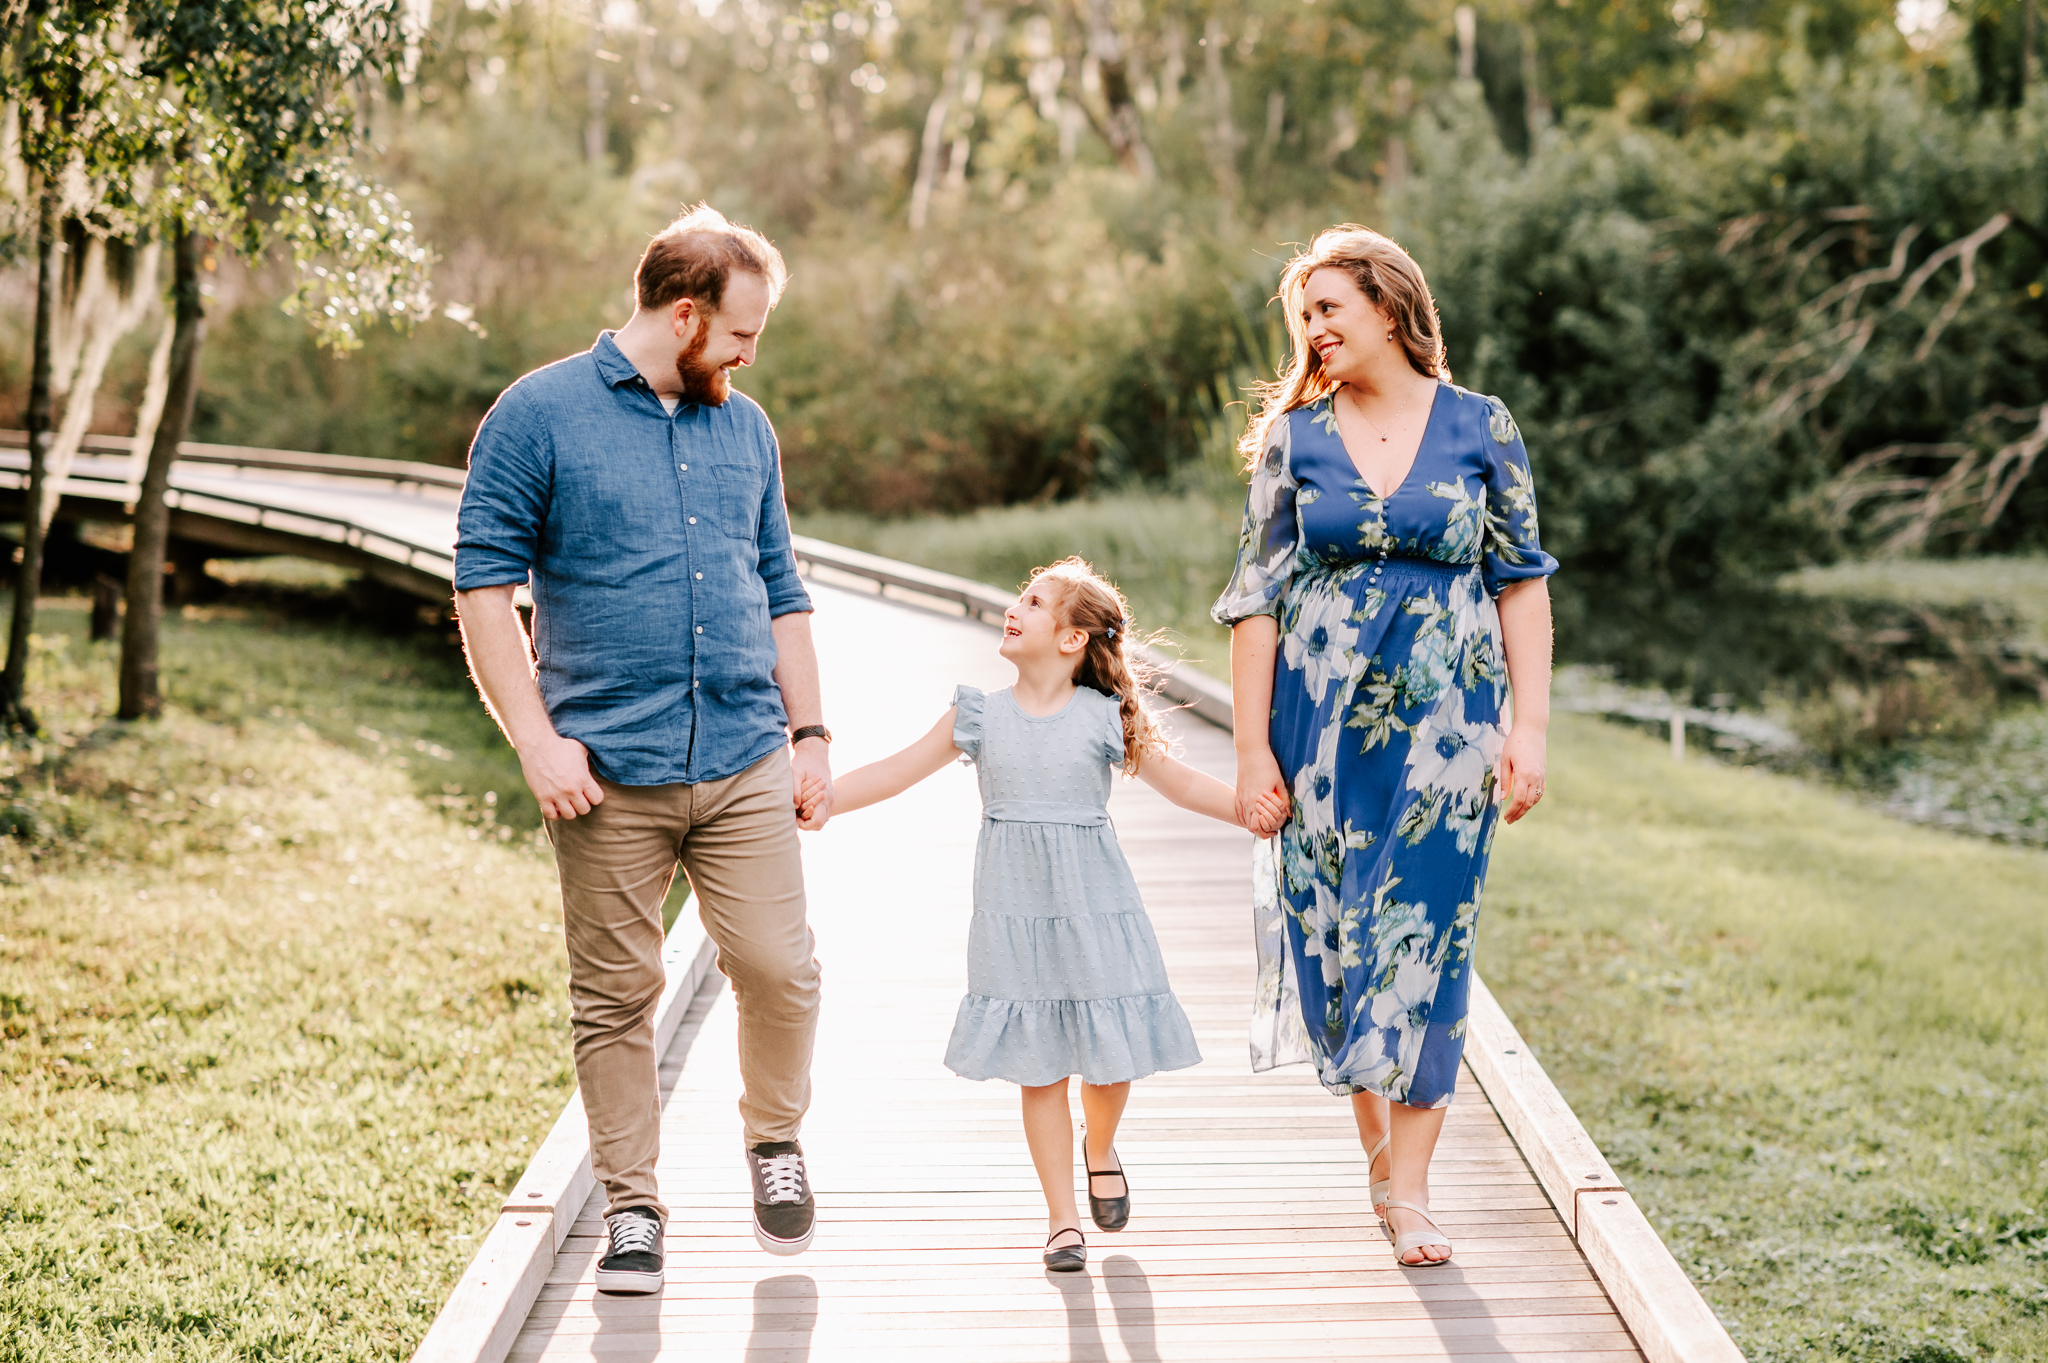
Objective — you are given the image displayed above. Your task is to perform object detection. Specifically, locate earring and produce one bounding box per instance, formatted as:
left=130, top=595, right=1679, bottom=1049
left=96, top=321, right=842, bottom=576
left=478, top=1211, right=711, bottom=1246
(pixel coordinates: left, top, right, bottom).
left=1386, top=329, right=1396, bottom=341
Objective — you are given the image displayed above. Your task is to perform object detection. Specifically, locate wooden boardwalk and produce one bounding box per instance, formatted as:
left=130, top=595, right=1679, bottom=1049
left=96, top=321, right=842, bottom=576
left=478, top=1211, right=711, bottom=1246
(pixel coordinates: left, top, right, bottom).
left=506, top=580, right=1645, bottom=1363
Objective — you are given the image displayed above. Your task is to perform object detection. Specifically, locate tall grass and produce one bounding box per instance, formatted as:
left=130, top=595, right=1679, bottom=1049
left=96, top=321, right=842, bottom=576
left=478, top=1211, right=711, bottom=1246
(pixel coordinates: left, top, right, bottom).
left=1491, top=715, right=2048, bottom=1363
left=0, top=598, right=567, bottom=1360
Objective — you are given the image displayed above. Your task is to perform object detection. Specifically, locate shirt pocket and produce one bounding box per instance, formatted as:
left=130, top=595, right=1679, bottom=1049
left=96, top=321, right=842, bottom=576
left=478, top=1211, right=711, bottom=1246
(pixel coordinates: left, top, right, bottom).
left=705, top=463, right=765, bottom=542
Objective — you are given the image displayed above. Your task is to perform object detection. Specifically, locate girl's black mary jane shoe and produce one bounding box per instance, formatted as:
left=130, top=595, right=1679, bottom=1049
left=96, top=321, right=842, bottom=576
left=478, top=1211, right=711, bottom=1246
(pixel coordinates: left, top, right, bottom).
left=1086, top=1154, right=1131, bottom=1232
left=1043, top=1227, right=1087, bottom=1272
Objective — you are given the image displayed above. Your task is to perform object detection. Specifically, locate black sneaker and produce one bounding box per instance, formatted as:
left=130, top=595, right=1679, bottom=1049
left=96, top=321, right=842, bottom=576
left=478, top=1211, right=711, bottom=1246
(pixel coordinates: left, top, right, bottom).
left=744, top=1140, right=816, bottom=1256
left=594, top=1205, right=664, bottom=1294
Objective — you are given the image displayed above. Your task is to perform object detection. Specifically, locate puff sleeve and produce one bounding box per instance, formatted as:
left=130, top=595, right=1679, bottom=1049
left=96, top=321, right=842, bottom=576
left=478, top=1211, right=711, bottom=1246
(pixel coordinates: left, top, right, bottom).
left=1210, top=414, right=1301, bottom=626
left=1477, top=396, right=1559, bottom=598
left=1099, top=692, right=1129, bottom=769
left=951, top=685, right=987, bottom=761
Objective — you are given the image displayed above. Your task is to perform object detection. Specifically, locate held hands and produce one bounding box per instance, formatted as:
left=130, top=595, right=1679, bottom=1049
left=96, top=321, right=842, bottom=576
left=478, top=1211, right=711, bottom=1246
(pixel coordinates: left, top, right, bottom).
left=1234, top=745, right=1291, bottom=839
left=792, top=738, right=834, bottom=831
left=521, top=732, right=606, bottom=821
left=1244, top=789, right=1290, bottom=837
left=1496, top=725, right=1547, bottom=824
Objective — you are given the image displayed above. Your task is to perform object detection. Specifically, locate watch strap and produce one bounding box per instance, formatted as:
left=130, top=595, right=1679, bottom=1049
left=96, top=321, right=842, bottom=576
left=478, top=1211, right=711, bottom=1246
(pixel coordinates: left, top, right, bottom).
left=791, top=724, right=832, bottom=745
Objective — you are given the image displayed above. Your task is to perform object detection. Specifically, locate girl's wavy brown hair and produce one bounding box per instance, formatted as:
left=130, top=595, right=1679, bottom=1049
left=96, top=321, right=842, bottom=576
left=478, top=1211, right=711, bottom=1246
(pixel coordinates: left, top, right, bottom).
left=1239, top=225, right=1447, bottom=471
left=1031, top=557, right=1171, bottom=776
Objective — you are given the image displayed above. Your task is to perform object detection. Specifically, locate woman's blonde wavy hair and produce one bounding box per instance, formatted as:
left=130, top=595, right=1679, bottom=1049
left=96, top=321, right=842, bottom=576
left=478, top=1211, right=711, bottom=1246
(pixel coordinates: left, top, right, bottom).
left=1238, top=226, right=1447, bottom=471
left=1030, top=557, right=1171, bottom=776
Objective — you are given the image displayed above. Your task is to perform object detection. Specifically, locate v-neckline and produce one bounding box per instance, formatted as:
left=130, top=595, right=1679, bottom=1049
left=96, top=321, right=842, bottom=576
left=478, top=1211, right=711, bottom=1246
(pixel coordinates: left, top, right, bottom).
left=1332, top=381, right=1444, bottom=503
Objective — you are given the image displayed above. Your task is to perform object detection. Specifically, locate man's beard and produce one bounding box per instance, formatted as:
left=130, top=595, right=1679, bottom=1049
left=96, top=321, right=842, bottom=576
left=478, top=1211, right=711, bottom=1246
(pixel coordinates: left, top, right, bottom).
left=675, top=322, right=732, bottom=407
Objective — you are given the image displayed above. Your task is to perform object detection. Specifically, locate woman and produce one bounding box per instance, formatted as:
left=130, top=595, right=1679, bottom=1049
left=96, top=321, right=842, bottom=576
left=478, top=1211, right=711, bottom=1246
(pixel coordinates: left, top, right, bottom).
left=1213, top=226, right=1556, bottom=1267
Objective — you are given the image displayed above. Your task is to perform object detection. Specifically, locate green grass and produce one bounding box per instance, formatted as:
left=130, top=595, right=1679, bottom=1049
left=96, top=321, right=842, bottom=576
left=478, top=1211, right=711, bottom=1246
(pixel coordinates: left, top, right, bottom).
left=1489, top=715, right=2048, bottom=1363
left=0, top=595, right=572, bottom=1361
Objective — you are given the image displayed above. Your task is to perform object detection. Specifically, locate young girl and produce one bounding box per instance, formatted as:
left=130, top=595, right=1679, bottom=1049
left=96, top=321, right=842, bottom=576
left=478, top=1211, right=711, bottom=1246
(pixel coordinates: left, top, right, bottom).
left=826, top=557, right=1287, bottom=1270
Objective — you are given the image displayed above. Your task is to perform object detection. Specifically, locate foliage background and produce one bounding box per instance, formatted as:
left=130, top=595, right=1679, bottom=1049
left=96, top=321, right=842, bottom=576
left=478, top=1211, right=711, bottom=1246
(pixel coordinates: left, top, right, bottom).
left=3, top=0, right=2043, bottom=580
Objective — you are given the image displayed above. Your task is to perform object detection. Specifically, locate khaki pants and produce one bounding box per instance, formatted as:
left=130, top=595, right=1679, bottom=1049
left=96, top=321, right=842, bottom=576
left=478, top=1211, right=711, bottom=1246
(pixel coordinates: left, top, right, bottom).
left=549, top=747, right=820, bottom=1219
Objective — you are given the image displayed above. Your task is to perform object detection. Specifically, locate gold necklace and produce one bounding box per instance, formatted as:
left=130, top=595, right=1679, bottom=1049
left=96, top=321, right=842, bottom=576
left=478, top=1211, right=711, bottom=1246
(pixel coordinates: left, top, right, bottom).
left=1344, top=386, right=1403, bottom=442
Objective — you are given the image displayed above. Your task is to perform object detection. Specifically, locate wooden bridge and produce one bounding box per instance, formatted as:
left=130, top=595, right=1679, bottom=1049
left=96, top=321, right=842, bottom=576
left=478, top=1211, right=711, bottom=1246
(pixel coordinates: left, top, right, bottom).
left=1, top=430, right=1743, bottom=1362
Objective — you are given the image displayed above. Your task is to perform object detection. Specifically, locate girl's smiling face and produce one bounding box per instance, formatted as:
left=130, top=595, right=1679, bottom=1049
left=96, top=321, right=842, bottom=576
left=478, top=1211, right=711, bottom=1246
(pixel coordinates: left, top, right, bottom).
left=1001, top=575, right=1087, bottom=668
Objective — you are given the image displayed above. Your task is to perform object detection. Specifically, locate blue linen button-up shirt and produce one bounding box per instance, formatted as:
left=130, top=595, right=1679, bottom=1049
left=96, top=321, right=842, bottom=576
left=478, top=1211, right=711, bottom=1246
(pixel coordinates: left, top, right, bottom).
left=454, top=331, right=813, bottom=787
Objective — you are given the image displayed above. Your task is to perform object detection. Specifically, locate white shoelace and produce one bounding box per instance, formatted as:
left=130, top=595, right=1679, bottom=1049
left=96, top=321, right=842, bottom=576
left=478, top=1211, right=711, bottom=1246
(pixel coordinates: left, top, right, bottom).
left=606, top=1213, right=661, bottom=1258
left=755, top=1152, right=808, bottom=1204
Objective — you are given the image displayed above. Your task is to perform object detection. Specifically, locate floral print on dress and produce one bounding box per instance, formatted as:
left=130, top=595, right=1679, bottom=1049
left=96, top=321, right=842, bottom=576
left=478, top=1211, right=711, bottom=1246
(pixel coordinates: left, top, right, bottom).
left=1214, top=384, right=1556, bottom=1107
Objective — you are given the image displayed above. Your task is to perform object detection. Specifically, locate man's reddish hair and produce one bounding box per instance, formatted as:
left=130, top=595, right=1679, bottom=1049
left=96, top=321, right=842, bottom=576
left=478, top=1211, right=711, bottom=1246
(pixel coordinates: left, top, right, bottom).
left=635, top=204, right=788, bottom=315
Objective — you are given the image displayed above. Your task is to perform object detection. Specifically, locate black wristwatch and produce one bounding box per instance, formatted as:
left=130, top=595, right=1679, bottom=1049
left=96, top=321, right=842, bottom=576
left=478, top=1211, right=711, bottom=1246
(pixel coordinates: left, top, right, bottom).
left=790, top=724, right=832, bottom=746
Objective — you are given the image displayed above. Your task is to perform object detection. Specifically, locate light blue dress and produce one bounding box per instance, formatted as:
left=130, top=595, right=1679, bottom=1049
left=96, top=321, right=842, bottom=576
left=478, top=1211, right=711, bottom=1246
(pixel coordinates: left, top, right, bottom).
left=943, top=684, right=1203, bottom=1087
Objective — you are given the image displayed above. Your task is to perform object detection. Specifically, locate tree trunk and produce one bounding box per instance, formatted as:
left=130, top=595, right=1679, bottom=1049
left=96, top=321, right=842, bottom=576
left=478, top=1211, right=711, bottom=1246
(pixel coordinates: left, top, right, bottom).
left=117, top=220, right=205, bottom=722
left=1, top=187, right=62, bottom=730
left=909, top=16, right=974, bottom=230
left=1081, top=0, right=1155, bottom=178
left=130, top=310, right=176, bottom=485
left=44, top=238, right=160, bottom=527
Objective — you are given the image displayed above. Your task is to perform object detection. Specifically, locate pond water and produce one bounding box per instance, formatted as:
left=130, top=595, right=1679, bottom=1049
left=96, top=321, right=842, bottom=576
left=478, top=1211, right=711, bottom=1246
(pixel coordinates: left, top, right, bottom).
left=1551, top=567, right=2048, bottom=845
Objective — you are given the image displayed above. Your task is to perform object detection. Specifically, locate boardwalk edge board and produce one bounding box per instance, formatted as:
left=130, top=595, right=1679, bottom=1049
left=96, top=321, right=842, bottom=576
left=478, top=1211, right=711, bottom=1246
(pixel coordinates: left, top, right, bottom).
left=1462, top=978, right=1745, bottom=1363
left=781, top=540, right=1747, bottom=1363
left=409, top=917, right=717, bottom=1363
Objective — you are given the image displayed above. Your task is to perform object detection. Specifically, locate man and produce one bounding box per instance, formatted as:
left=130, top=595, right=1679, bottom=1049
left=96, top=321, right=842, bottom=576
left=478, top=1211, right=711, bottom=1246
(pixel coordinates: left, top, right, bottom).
left=454, top=205, right=832, bottom=1295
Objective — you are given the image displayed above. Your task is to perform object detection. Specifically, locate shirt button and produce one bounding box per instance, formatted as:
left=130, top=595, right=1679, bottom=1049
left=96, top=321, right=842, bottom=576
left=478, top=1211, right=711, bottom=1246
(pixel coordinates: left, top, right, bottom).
left=695, top=572, right=703, bottom=580
left=679, top=463, right=689, bottom=471
left=687, top=517, right=697, bottom=525
left=695, top=626, right=703, bottom=634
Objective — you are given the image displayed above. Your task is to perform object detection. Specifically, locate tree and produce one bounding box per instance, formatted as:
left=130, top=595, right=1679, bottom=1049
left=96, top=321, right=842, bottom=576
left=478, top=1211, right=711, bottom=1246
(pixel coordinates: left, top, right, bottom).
left=99, top=0, right=434, bottom=720
left=0, top=0, right=140, bottom=730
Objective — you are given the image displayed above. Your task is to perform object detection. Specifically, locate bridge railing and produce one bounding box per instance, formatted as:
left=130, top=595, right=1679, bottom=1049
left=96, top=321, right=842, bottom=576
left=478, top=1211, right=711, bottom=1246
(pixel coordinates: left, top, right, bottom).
left=0, top=430, right=459, bottom=589
left=790, top=534, right=1236, bottom=731
left=0, top=430, right=465, bottom=491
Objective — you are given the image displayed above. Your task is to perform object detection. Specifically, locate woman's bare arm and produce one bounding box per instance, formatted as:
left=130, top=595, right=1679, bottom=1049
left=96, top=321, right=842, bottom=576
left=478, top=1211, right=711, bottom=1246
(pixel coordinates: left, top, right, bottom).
left=1230, top=616, right=1289, bottom=835
left=1495, top=578, right=1553, bottom=823
left=830, top=708, right=964, bottom=815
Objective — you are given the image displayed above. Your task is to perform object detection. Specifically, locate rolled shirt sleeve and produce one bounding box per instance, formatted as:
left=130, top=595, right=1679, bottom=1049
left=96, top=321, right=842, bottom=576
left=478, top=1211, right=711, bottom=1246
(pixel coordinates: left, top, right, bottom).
left=455, top=391, right=552, bottom=591
left=754, top=421, right=813, bottom=619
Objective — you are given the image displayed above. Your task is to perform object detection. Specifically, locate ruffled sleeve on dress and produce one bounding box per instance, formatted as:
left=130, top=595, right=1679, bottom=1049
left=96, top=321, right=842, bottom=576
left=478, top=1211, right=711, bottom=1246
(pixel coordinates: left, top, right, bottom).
left=1477, top=396, right=1559, bottom=598
left=1210, top=414, right=1301, bottom=626
left=951, top=685, right=987, bottom=761
left=1100, top=693, right=1129, bottom=769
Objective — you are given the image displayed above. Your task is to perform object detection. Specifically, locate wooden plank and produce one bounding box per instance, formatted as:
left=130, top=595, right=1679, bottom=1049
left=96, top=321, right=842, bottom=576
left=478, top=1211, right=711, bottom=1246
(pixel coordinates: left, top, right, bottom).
left=1462, top=975, right=1625, bottom=1234
left=411, top=1213, right=553, bottom=1363
left=498, top=579, right=1645, bottom=1362
left=1576, top=1193, right=1745, bottom=1363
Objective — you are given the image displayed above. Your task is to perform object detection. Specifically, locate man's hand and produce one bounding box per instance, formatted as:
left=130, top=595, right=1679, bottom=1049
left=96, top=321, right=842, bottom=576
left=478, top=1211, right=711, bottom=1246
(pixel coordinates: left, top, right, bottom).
left=792, top=737, right=833, bottom=831
left=521, top=732, right=606, bottom=821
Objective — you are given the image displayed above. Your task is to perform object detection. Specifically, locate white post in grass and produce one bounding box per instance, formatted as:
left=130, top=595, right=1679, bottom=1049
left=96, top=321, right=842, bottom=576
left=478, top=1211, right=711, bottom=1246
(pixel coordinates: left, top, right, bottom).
left=1670, top=709, right=1686, bottom=763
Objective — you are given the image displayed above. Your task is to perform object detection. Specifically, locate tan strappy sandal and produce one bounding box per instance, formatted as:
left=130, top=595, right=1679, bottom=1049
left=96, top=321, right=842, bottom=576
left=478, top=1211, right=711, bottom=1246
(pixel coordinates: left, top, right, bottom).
left=1384, top=1198, right=1452, bottom=1266
left=1365, top=1133, right=1391, bottom=1238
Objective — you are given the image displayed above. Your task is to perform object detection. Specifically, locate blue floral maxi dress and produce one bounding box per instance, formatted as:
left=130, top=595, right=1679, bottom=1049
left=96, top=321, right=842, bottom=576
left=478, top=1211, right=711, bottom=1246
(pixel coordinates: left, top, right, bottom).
left=1211, top=384, right=1557, bottom=1108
